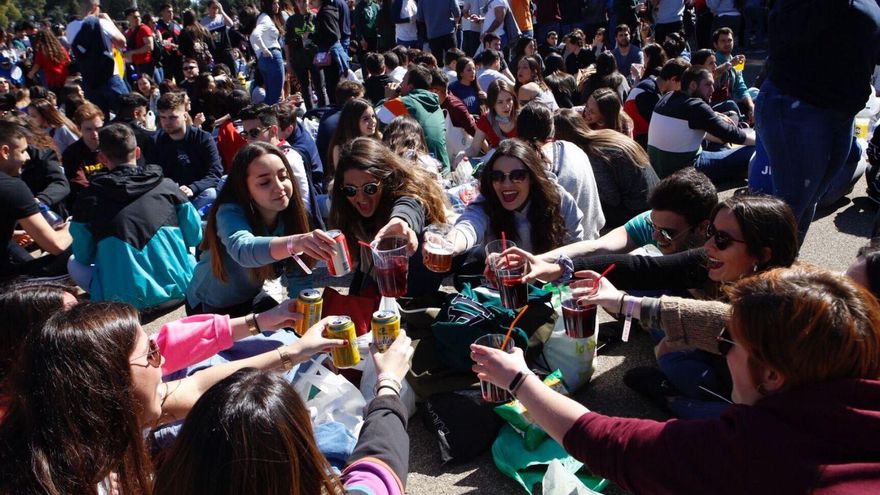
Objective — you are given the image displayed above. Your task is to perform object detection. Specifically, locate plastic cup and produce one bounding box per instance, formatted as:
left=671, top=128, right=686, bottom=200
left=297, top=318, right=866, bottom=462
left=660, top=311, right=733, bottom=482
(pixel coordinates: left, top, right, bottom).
left=561, top=287, right=598, bottom=338
left=371, top=236, right=409, bottom=297
left=733, top=59, right=745, bottom=72
left=855, top=118, right=870, bottom=140
left=475, top=333, right=514, bottom=403
left=423, top=223, right=455, bottom=273
left=485, top=239, right=529, bottom=309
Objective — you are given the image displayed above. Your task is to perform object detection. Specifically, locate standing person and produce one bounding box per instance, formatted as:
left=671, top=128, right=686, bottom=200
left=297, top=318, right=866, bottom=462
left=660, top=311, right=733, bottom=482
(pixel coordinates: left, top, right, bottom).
left=179, top=9, right=216, bottom=72
left=416, top=0, right=460, bottom=62
left=477, top=0, right=510, bottom=47
left=123, top=8, right=155, bottom=82
left=68, top=124, right=201, bottom=310
left=393, top=0, right=420, bottom=48
left=757, top=0, right=880, bottom=241
left=286, top=0, right=323, bottom=109
left=508, top=0, right=533, bottom=38
left=28, top=29, right=70, bottom=94
left=707, top=0, right=741, bottom=38
left=156, top=3, right=183, bottom=83
left=354, top=0, right=380, bottom=56
left=251, top=0, right=286, bottom=105
left=312, top=0, right=350, bottom=105
left=612, top=25, right=642, bottom=86
left=201, top=0, right=237, bottom=73
left=653, top=0, right=685, bottom=44
left=66, top=0, right=129, bottom=116
left=534, top=0, right=561, bottom=44
left=461, top=0, right=485, bottom=56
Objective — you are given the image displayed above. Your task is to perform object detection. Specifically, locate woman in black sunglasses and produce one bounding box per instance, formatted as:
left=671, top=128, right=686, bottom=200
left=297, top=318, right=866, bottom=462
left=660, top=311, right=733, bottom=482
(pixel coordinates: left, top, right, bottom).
left=472, top=266, right=880, bottom=494
left=329, top=137, right=449, bottom=296
left=0, top=301, right=346, bottom=493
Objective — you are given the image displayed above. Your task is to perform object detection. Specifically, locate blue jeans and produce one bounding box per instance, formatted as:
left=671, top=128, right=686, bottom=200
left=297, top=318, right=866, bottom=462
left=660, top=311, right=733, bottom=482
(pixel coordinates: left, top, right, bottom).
left=756, top=79, right=855, bottom=240
left=191, top=187, right=217, bottom=215
left=396, top=38, right=422, bottom=48
left=658, top=348, right=731, bottom=419
left=258, top=49, right=285, bottom=104
left=696, top=144, right=754, bottom=183
left=84, top=74, right=129, bottom=116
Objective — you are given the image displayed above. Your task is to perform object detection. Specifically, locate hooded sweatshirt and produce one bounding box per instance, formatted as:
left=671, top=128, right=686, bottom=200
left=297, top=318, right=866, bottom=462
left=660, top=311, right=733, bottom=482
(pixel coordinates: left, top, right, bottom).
left=563, top=378, right=880, bottom=494
left=70, top=164, right=202, bottom=309
left=376, top=89, right=450, bottom=175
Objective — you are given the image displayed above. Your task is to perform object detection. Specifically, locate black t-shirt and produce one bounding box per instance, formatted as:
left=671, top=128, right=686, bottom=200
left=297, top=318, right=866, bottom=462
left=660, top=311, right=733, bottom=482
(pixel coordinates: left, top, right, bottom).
left=0, top=171, right=40, bottom=273
left=565, top=49, right=596, bottom=75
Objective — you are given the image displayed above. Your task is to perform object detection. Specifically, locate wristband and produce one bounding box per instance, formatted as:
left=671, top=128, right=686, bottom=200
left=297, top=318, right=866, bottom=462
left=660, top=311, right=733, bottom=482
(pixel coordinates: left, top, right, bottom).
left=376, top=384, right=401, bottom=396
left=286, top=235, right=296, bottom=256
left=375, top=373, right=402, bottom=396
left=376, top=373, right=402, bottom=390
left=621, top=296, right=637, bottom=343
left=509, top=370, right=534, bottom=396
left=246, top=313, right=260, bottom=336
left=617, top=291, right=629, bottom=317
left=277, top=348, right=294, bottom=370
left=555, top=254, right=574, bottom=284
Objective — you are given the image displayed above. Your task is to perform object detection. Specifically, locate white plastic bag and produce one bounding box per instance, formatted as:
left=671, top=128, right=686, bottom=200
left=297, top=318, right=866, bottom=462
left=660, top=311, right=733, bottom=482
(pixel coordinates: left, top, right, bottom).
left=444, top=109, right=473, bottom=159
left=294, top=358, right=366, bottom=437
left=360, top=350, right=418, bottom=418
left=543, top=459, right=603, bottom=495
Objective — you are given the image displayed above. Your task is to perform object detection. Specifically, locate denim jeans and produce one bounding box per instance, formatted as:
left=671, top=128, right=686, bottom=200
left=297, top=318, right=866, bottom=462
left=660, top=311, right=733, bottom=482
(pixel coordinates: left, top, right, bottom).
left=658, top=348, right=732, bottom=419
left=257, top=49, right=285, bottom=104
left=695, top=144, right=754, bottom=183
left=84, top=74, right=130, bottom=116
left=756, top=79, right=855, bottom=240
left=192, top=187, right=218, bottom=217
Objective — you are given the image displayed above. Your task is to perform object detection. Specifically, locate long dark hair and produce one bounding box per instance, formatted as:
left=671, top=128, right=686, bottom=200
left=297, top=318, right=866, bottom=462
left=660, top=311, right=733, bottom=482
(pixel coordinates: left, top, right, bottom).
left=329, top=137, right=448, bottom=244
left=515, top=55, right=549, bottom=92
left=454, top=56, right=480, bottom=90
left=478, top=139, right=565, bottom=252
left=327, top=97, right=381, bottom=172
left=31, top=28, right=68, bottom=64
left=260, top=0, right=286, bottom=34
left=642, top=43, right=667, bottom=79
left=553, top=108, right=650, bottom=168
left=0, top=302, right=153, bottom=495
left=153, top=369, right=343, bottom=495
left=201, top=142, right=310, bottom=283
left=583, top=52, right=626, bottom=100
left=588, top=87, right=630, bottom=134
left=182, top=9, right=210, bottom=40
left=710, top=195, right=799, bottom=273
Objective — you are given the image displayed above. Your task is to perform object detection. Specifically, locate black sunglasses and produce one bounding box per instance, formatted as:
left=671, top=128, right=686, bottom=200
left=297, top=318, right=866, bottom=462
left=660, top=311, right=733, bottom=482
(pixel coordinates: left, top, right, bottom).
left=341, top=182, right=380, bottom=197
left=130, top=339, right=162, bottom=368
left=707, top=223, right=746, bottom=250
left=716, top=327, right=737, bottom=356
left=490, top=169, right=528, bottom=184
left=239, top=126, right=267, bottom=139
left=645, top=216, right=689, bottom=245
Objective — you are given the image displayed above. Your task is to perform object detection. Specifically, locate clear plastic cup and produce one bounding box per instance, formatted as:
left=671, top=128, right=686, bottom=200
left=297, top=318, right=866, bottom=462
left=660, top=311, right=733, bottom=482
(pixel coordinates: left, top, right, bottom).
left=485, top=239, right=529, bottom=309
left=423, top=223, right=455, bottom=273
left=560, top=285, right=598, bottom=339
left=474, top=333, right=514, bottom=403
left=371, top=236, right=409, bottom=297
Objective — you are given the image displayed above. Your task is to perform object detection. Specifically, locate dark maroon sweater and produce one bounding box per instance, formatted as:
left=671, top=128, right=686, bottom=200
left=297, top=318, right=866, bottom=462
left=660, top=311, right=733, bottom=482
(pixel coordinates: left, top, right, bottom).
left=563, top=378, right=880, bottom=494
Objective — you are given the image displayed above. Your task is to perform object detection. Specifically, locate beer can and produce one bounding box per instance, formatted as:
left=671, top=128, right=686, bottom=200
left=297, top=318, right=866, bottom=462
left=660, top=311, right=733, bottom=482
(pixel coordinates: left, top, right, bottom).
left=326, top=316, right=360, bottom=368
left=371, top=310, right=400, bottom=352
left=294, top=289, right=323, bottom=336
left=325, top=229, right=353, bottom=277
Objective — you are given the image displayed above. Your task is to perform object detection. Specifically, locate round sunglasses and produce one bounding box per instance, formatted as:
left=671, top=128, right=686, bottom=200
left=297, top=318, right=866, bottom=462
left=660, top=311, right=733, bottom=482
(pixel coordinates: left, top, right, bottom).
left=706, top=223, right=746, bottom=250
left=341, top=182, right=380, bottom=197
left=645, top=216, right=690, bottom=245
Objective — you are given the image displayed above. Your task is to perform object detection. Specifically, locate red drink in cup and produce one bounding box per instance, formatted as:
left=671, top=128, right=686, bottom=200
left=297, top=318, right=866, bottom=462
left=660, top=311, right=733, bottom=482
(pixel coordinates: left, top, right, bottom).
left=497, top=268, right=528, bottom=309
left=561, top=298, right=597, bottom=338
left=474, top=333, right=514, bottom=403
left=371, top=236, right=409, bottom=297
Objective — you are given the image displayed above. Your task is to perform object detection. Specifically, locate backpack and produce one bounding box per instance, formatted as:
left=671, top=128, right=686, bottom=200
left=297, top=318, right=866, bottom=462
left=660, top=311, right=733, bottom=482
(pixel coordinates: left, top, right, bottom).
left=71, top=16, right=115, bottom=89
left=501, top=0, right=522, bottom=47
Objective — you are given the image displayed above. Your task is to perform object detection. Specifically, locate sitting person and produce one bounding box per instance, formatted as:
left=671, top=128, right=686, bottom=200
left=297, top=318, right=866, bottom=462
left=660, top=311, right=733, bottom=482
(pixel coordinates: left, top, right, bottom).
left=472, top=265, right=880, bottom=494
left=327, top=97, right=382, bottom=172
left=554, top=108, right=659, bottom=229
left=154, top=91, right=224, bottom=212
left=61, top=102, right=107, bottom=206
left=428, top=68, right=477, bottom=140
left=452, top=139, right=590, bottom=256
left=329, top=137, right=449, bottom=296
left=0, top=301, right=346, bottom=492
left=382, top=115, right=444, bottom=179
left=580, top=51, right=631, bottom=105
left=153, top=333, right=414, bottom=495
left=543, top=53, right=579, bottom=108
left=625, top=57, right=688, bottom=148
left=465, top=78, right=519, bottom=157
left=448, top=56, right=482, bottom=116
left=582, top=87, right=634, bottom=139
left=514, top=55, right=558, bottom=110
left=476, top=49, right=514, bottom=95
left=68, top=124, right=202, bottom=310
left=187, top=142, right=336, bottom=316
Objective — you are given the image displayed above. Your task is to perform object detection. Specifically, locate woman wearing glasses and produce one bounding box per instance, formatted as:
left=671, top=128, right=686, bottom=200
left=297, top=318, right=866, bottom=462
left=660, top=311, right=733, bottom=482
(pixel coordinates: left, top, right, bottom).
left=186, top=142, right=338, bottom=317
left=329, top=137, right=448, bottom=296
left=472, top=265, right=880, bottom=494
left=451, top=139, right=587, bottom=257
left=0, top=301, right=346, bottom=493
left=327, top=97, right=381, bottom=178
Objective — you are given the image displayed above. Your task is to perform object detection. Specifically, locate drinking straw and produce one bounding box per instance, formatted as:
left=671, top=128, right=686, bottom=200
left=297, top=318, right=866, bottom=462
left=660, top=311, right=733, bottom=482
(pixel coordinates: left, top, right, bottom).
left=358, top=240, right=373, bottom=250
left=501, top=231, right=512, bottom=267
left=590, top=263, right=617, bottom=295
left=500, top=305, right=529, bottom=351
left=291, top=253, right=312, bottom=275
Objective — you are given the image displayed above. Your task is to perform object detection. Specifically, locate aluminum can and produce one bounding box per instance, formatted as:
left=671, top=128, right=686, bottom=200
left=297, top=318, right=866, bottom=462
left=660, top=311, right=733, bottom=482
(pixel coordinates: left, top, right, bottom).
left=326, top=316, right=360, bottom=368
left=294, top=289, right=323, bottom=336
left=371, top=310, right=400, bottom=352
left=326, top=229, right=353, bottom=277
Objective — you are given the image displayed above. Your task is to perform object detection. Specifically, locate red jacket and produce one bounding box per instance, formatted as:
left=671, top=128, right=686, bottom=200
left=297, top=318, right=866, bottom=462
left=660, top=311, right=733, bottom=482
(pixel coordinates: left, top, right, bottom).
left=564, top=378, right=880, bottom=494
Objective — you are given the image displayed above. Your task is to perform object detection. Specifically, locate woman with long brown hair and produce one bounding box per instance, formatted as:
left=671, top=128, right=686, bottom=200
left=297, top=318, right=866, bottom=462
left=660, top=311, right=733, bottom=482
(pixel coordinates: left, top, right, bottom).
left=179, top=8, right=216, bottom=71
left=27, top=97, right=80, bottom=155
left=28, top=28, right=70, bottom=93
left=251, top=0, right=286, bottom=104
left=554, top=107, right=659, bottom=228
left=186, top=142, right=337, bottom=316
left=327, top=97, right=381, bottom=174
left=582, top=87, right=634, bottom=138
left=329, top=137, right=449, bottom=296
left=465, top=78, right=519, bottom=157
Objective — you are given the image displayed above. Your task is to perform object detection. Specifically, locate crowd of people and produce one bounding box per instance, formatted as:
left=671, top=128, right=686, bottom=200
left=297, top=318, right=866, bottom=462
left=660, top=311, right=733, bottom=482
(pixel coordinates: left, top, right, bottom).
left=1, top=0, right=880, bottom=493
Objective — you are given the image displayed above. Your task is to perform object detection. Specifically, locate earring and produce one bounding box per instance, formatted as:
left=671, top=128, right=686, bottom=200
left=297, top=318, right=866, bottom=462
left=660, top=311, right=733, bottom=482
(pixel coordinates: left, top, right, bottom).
left=753, top=263, right=759, bottom=273
left=757, top=383, right=769, bottom=396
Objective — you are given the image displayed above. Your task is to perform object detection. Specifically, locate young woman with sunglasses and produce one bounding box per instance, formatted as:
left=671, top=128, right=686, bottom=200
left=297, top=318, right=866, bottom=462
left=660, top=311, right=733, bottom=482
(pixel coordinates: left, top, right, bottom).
left=154, top=333, right=415, bottom=495
left=565, top=195, right=799, bottom=417
left=329, top=137, right=449, bottom=296
left=327, top=97, right=381, bottom=176
left=465, top=79, right=519, bottom=158
left=0, top=302, right=345, bottom=493
left=472, top=265, right=880, bottom=494
left=451, top=139, right=587, bottom=256
left=187, top=142, right=338, bottom=317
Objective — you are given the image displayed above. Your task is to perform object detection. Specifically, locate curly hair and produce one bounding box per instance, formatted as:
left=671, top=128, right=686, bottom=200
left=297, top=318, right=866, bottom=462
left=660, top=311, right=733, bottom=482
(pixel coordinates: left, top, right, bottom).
left=31, top=28, right=68, bottom=65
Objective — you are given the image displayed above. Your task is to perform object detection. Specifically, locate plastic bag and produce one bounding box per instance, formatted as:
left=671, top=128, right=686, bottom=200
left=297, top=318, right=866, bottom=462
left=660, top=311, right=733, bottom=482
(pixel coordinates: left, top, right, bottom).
left=293, top=358, right=366, bottom=437
left=543, top=459, right=604, bottom=495
left=494, top=370, right=568, bottom=451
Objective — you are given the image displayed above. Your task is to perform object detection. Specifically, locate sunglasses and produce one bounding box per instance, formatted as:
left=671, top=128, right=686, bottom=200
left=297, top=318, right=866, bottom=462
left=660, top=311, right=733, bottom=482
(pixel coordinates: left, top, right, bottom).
left=706, top=223, right=747, bottom=250
left=490, top=169, right=528, bottom=184
left=130, top=339, right=162, bottom=368
left=239, top=126, right=267, bottom=139
left=341, top=182, right=380, bottom=197
left=716, top=327, right=737, bottom=356
left=645, top=216, right=689, bottom=245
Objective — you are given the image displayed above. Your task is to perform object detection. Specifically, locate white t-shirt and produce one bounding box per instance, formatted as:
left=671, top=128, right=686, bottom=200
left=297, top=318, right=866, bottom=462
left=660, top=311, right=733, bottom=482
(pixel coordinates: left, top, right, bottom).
left=477, top=68, right=511, bottom=92
left=66, top=17, right=121, bottom=77
left=281, top=146, right=311, bottom=214
left=396, top=0, right=419, bottom=41
left=461, top=0, right=484, bottom=32
left=481, top=0, right=506, bottom=37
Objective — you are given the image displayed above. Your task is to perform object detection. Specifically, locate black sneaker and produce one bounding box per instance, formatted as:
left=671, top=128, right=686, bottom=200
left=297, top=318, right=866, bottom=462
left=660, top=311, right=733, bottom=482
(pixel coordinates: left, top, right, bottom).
left=623, top=366, right=680, bottom=414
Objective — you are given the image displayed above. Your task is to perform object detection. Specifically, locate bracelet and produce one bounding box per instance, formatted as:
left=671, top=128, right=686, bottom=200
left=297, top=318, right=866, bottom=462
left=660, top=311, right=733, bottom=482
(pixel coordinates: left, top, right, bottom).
left=246, top=313, right=260, bottom=336
left=277, top=348, right=294, bottom=370
left=622, top=296, right=637, bottom=343
left=376, top=373, right=402, bottom=391
left=286, top=235, right=297, bottom=257
left=509, top=370, right=534, bottom=396
left=376, top=384, right=401, bottom=396
left=617, top=291, right=629, bottom=317
left=555, top=254, right=574, bottom=284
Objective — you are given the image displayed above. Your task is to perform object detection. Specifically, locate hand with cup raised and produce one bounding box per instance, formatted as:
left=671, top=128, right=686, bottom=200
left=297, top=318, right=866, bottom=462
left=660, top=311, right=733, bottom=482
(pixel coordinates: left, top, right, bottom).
left=374, top=217, right=418, bottom=255
left=570, top=270, right=624, bottom=314
left=499, top=246, right=565, bottom=284
left=470, top=342, right=526, bottom=390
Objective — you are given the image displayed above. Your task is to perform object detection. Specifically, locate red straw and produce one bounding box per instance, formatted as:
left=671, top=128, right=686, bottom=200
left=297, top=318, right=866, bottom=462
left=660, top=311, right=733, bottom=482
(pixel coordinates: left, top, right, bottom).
left=591, top=263, right=617, bottom=295
left=501, top=231, right=513, bottom=267
left=500, top=306, right=528, bottom=351
left=358, top=240, right=373, bottom=250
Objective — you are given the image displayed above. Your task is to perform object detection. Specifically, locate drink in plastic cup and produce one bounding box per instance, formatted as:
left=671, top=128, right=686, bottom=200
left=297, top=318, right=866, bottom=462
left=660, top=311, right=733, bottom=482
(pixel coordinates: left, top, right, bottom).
left=855, top=118, right=870, bottom=140
left=733, top=59, right=745, bottom=72
left=485, top=239, right=529, bottom=309
left=371, top=236, right=409, bottom=297
left=423, top=223, right=455, bottom=273
left=474, top=333, right=514, bottom=403
left=561, top=291, right=598, bottom=338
